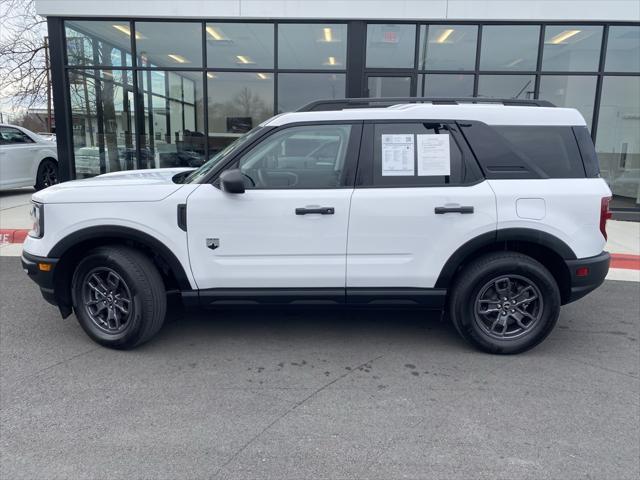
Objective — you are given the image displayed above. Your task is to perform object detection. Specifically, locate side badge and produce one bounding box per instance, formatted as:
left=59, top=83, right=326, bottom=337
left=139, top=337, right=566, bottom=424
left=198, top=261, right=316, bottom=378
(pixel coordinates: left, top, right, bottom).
left=206, top=238, right=220, bottom=250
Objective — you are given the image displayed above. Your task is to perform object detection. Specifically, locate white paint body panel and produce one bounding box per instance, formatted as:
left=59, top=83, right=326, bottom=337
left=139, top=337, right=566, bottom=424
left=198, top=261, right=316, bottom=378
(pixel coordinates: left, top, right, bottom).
left=347, top=182, right=497, bottom=288
left=186, top=185, right=352, bottom=288
left=489, top=178, right=612, bottom=258
left=0, top=125, right=58, bottom=190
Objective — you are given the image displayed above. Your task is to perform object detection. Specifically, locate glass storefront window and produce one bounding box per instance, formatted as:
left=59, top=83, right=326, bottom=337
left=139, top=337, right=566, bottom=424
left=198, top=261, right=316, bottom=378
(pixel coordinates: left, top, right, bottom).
left=366, top=24, right=416, bottom=68
left=135, top=22, right=203, bottom=68
left=419, top=25, right=477, bottom=70
left=605, top=26, right=640, bottom=72
left=65, top=21, right=133, bottom=66
left=367, top=76, right=412, bottom=97
left=477, top=74, right=536, bottom=99
left=596, top=76, right=640, bottom=208
left=538, top=75, right=597, bottom=127
left=139, top=70, right=205, bottom=168
left=480, top=25, right=540, bottom=71
left=278, top=24, right=347, bottom=70
left=68, top=69, right=136, bottom=178
left=542, top=26, right=602, bottom=72
left=277, top=73, right=345, bottom=113
left=206, top=23, right=274, bottom=69
left=207, top=72, right=274, bottom=153
left=419, top=74, right=474, bottom=97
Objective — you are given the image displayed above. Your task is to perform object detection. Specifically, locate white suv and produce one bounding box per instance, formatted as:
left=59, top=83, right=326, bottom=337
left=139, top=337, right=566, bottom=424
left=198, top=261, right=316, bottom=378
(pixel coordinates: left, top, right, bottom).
left=22, top=99, right=612, bottom=354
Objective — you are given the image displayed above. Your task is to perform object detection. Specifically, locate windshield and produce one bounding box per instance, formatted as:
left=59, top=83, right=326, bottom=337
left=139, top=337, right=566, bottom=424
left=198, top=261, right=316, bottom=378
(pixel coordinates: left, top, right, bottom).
left=184, top=127, right=265, bottom=184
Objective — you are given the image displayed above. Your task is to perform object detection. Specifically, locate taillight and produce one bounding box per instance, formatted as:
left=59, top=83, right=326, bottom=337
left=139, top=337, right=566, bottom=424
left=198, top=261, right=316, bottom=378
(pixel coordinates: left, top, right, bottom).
left=600, top=196, right=612, bottom=240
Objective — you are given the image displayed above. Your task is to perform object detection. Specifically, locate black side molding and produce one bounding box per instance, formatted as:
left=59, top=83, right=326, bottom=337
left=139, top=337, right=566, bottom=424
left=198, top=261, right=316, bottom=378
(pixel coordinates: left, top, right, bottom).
left=177, top=204, right=187, bottom=231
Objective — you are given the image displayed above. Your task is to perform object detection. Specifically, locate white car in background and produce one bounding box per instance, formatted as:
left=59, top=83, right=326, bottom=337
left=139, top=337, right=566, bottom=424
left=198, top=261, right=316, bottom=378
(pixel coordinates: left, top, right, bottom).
left=0, top=124, right=59, bottom=190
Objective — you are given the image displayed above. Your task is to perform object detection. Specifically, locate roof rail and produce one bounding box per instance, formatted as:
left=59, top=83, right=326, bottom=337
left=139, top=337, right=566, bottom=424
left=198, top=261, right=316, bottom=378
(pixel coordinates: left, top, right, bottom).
left=297, top=97, right=555, bottom=112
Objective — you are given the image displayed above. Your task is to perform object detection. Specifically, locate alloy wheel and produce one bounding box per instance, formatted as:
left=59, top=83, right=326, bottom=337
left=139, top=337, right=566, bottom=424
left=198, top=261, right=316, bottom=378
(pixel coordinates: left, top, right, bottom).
left=473, top=274, right=544, bottom=339
left=81, top=267, right=133, bottom=334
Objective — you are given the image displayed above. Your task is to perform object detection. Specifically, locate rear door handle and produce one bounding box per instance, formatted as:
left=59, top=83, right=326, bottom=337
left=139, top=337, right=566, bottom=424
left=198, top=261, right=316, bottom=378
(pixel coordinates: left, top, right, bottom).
left=434, top=205, right=474, bottom=214
left=295, top=206, right=335, bottom=215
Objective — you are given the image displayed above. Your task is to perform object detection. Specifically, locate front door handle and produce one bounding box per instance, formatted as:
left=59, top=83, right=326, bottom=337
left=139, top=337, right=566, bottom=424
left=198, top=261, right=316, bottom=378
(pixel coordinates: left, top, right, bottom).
left=434, top=205, right=474, bottom=214
left=295, top=206, right=335, bottom=215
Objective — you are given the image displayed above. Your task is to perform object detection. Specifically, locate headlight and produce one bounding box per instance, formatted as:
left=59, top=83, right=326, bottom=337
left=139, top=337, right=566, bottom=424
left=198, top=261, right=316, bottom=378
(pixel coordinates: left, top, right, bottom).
left=29, top=202, right=44, bottom=238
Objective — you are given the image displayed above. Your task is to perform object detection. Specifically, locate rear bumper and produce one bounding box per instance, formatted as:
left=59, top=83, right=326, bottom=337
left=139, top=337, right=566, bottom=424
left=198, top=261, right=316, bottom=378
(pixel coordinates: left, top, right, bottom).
left=21, top=251, right=59, bottom=306
left=564, top=251, right=610, bottom=304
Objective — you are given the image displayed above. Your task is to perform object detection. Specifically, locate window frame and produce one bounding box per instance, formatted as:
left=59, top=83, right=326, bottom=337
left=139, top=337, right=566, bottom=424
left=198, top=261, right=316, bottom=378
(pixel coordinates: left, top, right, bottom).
left=355, top=119, right=483, bottom=189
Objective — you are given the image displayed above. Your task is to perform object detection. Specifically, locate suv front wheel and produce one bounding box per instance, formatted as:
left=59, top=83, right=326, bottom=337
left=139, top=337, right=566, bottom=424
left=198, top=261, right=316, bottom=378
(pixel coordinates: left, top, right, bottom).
left=71, top=246, right=167, bottom=349
left=449, top=252, right=561, bottom=354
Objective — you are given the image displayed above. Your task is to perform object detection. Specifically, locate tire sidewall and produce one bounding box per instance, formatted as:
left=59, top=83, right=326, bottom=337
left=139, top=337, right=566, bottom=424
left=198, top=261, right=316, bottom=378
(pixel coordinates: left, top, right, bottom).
left=36, top=159, right=58, bottom=190
left=452, top=256, right=560, bottom=354
left=71, top=251, right=146, bottom=348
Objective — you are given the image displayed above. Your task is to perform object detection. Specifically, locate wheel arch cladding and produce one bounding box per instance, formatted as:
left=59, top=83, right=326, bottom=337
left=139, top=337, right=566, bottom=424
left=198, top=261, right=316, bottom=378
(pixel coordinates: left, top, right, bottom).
left=436, top=228, right=575, bottom=304
left=49, top=226, right=192, bottom=315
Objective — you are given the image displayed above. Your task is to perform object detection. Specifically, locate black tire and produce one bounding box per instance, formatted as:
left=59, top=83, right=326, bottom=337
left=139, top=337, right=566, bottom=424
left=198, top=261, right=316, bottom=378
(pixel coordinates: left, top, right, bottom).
left=35, top=159, right=58, bottom=190
left=71, top=246, right=166, bottom=349
left=448, top=252, right=560, bottom=354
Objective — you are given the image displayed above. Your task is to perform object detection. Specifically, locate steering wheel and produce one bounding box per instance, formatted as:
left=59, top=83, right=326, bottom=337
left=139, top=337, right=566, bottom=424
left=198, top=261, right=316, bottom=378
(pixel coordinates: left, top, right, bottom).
left=242, top=172, right=256, bottom=187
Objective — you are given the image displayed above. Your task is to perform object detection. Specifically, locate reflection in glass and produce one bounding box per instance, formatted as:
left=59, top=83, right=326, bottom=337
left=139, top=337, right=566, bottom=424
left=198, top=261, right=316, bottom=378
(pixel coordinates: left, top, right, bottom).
left=278, top=24, right=347, bottom=70
left=366, top=24, right=416, bottom=68
left=596, top=76, right=640, bottom=208
left=207, top=72, right=274, bottom=153
left=605, top=26, right=640, bottom=72
left=68, top=70, right=136, bottom=178
left=139, top=70, right=205, bottom=168
left=477, top=75, right=536, bottom=99
left=419, top=74, right=474, bottom=97
left=206, top=23, right=274, bottom=69
left=419, top=25, right=477, bottom=70
left=367, top=76, right=411, bottom=98
left=135, top=22, right=203, bottom=68
left=277, top=73, right=346, bottom=113
left=65, top=21, right=133, bottom=66
left=480, top=25, right=540, bottom=71
left=538, top=75, right=597, bottom=127
left=542, top=26, right=602, bottom=71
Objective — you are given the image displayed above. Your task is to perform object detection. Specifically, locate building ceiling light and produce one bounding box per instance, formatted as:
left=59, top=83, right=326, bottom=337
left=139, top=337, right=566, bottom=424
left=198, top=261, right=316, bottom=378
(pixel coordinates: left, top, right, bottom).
left=548, top=30, right=581, bottom=44
left=256, top=73, right=270, bottom=80
left=319, top=27, right=339, bottom=43
left=436, top=28, right=455, bottom=44
left=324, top=56, right=341, bottom=66
left=167, top=54, right=189, bottom=64
left=207, top=72, right=217, bottom=79
left=206, top=26, right=229, bottom=41
left=112, top=24, right=144, bottom=40
left=236, top=55, right=255, bottom=64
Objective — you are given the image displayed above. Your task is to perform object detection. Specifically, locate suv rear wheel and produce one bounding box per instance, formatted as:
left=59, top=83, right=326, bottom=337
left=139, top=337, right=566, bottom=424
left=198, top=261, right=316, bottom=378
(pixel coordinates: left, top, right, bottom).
left=71, top=246, right=166, bottom=349
left=449, top=252, right=560, bottom=354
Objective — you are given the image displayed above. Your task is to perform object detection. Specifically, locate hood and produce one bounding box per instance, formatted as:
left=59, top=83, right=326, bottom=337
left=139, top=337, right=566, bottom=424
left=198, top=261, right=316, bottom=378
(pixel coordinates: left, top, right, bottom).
left=33, top=167, right=196, bottom=204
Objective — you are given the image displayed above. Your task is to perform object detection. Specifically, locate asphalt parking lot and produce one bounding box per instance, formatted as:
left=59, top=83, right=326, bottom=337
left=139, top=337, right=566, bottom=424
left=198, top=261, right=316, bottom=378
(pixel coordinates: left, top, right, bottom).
left=1, top=257, right=638, bottom=480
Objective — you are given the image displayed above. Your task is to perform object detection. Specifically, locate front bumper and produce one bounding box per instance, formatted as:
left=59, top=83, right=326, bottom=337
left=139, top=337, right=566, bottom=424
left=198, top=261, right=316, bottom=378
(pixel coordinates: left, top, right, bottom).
left=564, top=251, right=610, bottom=304
left=21, top=251, right=59, bottom=306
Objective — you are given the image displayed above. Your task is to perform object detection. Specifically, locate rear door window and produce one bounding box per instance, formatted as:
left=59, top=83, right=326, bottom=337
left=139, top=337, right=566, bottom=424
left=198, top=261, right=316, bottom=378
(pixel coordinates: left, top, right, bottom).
left=357, top=122, right=481, bottom=187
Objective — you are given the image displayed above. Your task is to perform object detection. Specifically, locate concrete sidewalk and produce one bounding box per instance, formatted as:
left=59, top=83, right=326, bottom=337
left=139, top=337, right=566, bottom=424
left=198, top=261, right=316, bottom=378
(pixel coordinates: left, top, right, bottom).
left=1, top=188, right=638, bottom=279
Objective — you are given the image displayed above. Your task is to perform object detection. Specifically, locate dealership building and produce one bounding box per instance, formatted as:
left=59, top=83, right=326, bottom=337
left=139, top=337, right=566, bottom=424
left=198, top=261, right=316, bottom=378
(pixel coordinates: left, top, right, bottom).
left=35, top=0, right=639, bottom=212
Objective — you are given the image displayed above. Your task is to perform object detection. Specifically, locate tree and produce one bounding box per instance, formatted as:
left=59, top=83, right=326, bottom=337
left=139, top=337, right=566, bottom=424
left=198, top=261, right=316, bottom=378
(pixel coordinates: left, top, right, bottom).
left=0, top=0, right=50, bottom=116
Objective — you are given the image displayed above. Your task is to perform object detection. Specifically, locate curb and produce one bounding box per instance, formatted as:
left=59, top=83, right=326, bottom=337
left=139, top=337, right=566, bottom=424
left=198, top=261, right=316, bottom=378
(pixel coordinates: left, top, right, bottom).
left=1, top=229, right=639, bottom=270
left=0, top=229, right=29, bottom=245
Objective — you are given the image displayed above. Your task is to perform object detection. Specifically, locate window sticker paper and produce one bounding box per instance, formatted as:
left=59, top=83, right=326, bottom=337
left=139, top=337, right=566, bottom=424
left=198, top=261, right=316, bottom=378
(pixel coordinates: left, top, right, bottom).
left=381, top=134, right=415, bottom=176
left=417, top=134, right=451, bottom=176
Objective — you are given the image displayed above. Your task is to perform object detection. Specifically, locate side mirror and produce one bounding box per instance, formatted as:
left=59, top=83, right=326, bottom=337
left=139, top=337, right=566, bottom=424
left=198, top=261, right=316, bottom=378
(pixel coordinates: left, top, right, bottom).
left=219, top=169, right=245, bottom=194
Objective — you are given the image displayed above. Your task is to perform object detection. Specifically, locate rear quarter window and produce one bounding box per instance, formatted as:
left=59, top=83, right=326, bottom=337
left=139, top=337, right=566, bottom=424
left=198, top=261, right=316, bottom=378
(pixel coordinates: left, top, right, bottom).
left=494, top=125, right=586, bottom=178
